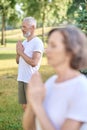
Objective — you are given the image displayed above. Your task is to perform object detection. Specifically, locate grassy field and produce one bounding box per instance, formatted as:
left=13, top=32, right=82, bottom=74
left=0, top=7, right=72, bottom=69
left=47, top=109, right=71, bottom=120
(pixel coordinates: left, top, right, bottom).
left=0, top=43, right=54, bottom=130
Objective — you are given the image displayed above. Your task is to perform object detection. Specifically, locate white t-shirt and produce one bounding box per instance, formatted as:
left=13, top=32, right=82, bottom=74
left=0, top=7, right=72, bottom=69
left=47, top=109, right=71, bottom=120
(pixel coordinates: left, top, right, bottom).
left=36, top=74, right=87, bottom=130
left=17, top=37, right=44, bottom=83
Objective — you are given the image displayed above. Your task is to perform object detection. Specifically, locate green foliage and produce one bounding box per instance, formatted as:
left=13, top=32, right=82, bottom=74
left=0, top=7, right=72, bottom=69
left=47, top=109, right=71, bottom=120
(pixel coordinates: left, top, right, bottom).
left=0, top=0, right=22, bottom=29
left=0, top=0, right=16, bottom=16
left=20, top=0, right=69, bottom=27
left=75, top=5, right=87, bottom=34
left=67, top=0, right=87, bottom=33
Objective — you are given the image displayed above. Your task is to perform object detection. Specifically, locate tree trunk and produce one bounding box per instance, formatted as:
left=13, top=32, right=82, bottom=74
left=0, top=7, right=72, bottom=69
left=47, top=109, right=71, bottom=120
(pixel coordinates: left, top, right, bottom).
left=41, top=0, right=46, bottom=44
left=1, top=10, right=5, bottom=46
left=42, top=11, right=45, bottom=44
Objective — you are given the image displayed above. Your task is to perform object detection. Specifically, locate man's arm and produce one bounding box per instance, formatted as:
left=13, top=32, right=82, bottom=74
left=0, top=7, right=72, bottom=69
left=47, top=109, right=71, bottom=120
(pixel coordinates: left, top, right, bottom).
left=16, top=41, right=21, bottom=64
left=23, top=104, right=36, bottom=130
left=20, top=51, right=41, bottom=67
left=16, top=42, right=42, bottom=67
left=16, top=54, right=20, bottom=64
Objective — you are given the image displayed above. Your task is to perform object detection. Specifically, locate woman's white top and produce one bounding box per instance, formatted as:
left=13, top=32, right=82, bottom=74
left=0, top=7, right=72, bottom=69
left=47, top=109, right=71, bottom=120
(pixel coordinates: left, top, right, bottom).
left=36, top=74, right=87, bottom=130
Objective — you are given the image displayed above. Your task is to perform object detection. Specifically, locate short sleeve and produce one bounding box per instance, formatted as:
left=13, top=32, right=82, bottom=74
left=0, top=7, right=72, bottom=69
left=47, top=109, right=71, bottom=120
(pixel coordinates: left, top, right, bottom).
left=33, top=38, right=44, bottom=54
left=66, top=85, right=87, bottom=123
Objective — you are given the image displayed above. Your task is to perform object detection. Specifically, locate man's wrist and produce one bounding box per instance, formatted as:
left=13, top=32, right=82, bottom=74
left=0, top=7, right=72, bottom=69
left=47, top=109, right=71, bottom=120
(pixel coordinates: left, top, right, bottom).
left=16, top=53, right=20, bottom=56
left=20, top=52, right=25, bottom=57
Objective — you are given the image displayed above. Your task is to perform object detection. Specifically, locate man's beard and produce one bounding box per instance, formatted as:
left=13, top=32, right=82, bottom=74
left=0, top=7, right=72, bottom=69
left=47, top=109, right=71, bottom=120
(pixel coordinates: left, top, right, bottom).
left=23, top=31, right=31, bottom=38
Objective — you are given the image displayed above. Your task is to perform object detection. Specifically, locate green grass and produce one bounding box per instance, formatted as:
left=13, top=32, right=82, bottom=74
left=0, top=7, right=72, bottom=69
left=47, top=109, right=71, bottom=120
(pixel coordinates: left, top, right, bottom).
left=0, top=78, right=23, bottom=130
left=0, top=43, right=54, bottom=130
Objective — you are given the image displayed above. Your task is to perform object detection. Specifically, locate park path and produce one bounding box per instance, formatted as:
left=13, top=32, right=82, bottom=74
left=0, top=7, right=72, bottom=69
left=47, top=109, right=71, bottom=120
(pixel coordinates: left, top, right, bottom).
left=0, top=45, right=16, bottom=51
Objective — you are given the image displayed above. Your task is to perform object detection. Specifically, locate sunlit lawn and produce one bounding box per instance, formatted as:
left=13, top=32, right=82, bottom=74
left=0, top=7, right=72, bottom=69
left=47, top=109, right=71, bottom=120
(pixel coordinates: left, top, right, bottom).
left=0, top=43, right=54, bottom=130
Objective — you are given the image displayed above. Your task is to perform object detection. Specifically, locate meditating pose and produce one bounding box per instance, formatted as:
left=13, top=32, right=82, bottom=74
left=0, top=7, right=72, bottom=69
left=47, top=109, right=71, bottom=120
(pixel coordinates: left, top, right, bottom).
left=23, top=25, right=87, bottom=130
left=16, top=17, right=44, bottom=111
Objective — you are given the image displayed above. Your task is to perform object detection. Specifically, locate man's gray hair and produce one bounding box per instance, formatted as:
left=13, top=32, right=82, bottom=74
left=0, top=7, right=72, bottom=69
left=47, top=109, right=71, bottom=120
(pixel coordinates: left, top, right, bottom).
left=23, top=17, right=37, bottom=28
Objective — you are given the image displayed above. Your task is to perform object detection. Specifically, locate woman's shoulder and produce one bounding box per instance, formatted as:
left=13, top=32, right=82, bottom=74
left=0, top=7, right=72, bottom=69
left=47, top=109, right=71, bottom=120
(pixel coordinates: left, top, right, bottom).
left=45, top=75, right=57, bottom=86
left=73, top=74, right=87, bottom=97
left=78, top=74, right=87, bottom=88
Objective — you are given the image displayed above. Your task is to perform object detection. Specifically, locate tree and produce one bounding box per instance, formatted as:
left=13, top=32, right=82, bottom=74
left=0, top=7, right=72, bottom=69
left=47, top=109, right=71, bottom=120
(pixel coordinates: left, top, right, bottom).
left=20, top=0, right=69, bottom=43
left=0, top=0, right=17, bottom=45
left=67, top=0, right=87, bottom=33
left=67, top=0, right=87, bottom=73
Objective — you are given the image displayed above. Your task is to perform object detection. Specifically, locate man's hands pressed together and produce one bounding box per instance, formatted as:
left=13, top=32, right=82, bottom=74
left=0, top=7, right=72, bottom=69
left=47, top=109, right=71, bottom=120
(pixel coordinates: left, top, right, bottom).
left=16, top=41, right=24, bottom=56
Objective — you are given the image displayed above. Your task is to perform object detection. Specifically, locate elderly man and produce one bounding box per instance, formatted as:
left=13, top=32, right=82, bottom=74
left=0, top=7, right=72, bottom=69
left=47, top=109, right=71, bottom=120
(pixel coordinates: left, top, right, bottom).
left=16, top=17, right=44, bottom=111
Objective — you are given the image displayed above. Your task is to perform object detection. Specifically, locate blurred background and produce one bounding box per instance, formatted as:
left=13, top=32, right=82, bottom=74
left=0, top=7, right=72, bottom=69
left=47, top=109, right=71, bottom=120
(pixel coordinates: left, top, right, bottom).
left=0, top=0, right=87, bottom=130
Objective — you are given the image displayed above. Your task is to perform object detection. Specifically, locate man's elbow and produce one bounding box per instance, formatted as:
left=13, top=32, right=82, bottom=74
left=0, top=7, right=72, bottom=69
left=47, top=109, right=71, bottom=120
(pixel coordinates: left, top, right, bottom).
left=31, top=62, right=37, bottom=67
left=30, top=61, right=38, bottom=67
left=16, top=60, right=19, bottom=64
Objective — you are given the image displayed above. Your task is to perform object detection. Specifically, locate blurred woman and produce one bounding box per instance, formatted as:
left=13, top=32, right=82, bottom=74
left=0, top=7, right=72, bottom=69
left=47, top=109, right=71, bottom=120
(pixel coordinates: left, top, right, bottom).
left=23, top=25, right=87, bottom=130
